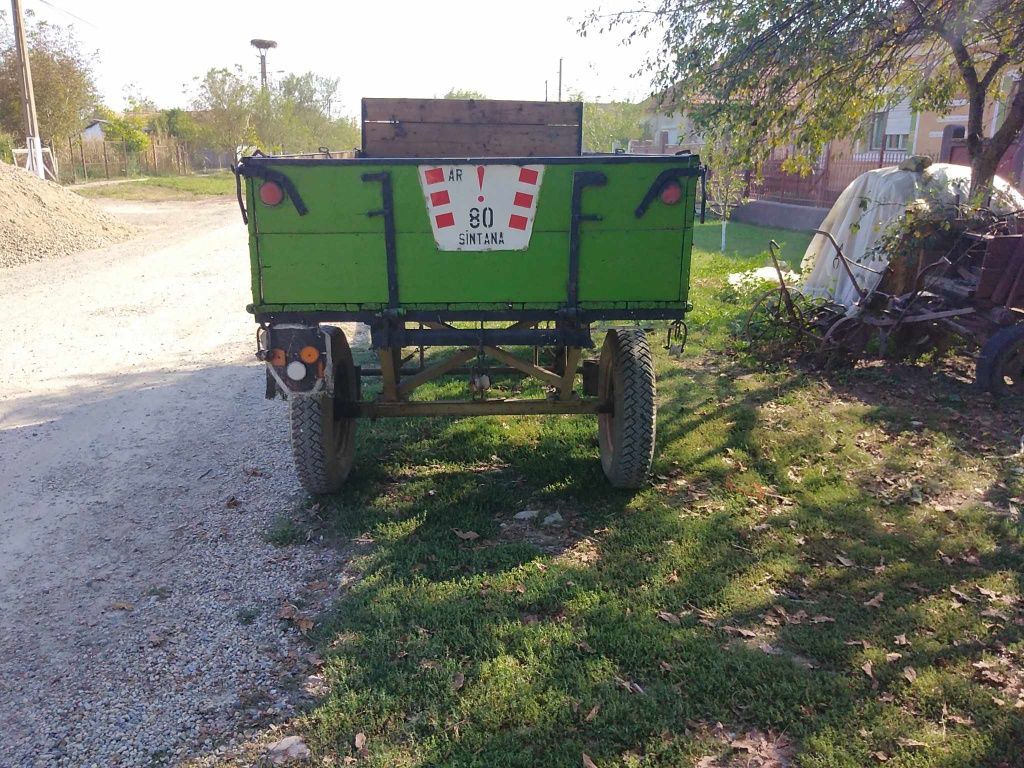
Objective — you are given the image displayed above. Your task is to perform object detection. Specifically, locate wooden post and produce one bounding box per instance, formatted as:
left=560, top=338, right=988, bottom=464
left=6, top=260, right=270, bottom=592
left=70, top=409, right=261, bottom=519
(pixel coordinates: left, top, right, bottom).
left=68, top=135, right=76, bottom=183
left=78, top=137, right=87, bottom=180
left=152, top=139, right=158, bottom=172
left=102, top=141, right=109, bottom=179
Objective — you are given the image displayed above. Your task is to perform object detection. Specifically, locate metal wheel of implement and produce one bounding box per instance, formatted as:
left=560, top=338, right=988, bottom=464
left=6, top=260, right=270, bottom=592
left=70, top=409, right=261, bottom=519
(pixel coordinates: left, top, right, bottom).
left=745, top=289, right=804, bottom=358
left=289, top=326, right=358, bottom=493
left=597, top=328, right=656, bottom=488
left=976, top=324, right=1024, bottom=397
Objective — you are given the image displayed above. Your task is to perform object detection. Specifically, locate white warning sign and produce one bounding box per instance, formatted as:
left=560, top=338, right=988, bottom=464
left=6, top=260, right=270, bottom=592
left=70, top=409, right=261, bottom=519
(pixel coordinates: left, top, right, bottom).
left=419, top=164, right=545, bottom=251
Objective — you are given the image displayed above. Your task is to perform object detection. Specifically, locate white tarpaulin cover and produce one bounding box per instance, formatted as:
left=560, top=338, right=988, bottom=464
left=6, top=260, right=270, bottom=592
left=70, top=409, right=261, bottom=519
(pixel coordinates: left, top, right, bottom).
left=799, top=162, right=1024, bottom=312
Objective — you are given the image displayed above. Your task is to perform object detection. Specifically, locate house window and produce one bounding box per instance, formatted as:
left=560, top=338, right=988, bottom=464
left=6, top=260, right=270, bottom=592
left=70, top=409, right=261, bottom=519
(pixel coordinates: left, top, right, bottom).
left=867, top=111, right=908, bottom=152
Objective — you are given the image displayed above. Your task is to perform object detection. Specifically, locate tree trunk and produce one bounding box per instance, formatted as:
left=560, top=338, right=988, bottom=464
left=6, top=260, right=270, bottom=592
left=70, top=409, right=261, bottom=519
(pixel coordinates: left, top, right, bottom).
left=968, top=80, right=1024, bottom=198
left=721, top=218, right=727, bottom=252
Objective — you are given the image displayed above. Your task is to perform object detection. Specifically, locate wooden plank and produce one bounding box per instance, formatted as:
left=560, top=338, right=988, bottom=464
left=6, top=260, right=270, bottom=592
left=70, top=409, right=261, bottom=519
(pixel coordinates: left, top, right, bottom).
left=397, top=347, right=478, bottom=398
left=363, top=98, right=582, bottom=127
left=482, top=345, right=563, bottom=387
left=560, top=347, right=581, bottom=400
left=363, top=122, right=581, bottom=158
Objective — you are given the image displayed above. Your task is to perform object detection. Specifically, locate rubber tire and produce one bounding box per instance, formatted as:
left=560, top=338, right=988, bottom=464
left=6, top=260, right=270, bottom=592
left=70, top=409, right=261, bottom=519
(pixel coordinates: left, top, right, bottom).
left=289, top=326, right=358, bottom=494
left=597, top=328, right=656, bottom=488
left=976, top=324, right=1024, bottom=397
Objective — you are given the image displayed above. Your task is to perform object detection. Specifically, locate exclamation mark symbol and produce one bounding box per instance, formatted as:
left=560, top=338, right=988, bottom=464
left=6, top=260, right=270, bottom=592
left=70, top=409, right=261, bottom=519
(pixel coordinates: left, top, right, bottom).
left=476, top=166, right=485, bottom=202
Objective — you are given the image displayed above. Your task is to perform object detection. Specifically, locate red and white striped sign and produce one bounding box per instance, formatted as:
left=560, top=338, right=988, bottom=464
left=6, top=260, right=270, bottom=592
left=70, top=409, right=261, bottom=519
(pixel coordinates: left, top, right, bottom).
left=419, top=164, right=545, bottom=251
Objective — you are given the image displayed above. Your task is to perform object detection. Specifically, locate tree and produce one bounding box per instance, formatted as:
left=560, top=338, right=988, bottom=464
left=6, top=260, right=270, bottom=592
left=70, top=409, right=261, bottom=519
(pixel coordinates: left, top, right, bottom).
left=190, top=66, right=258, bottom=153
left=702, top=132, right=749, bottom=252
left=0, top=9, right=98, bottom=142
left=584, top=0, right=1024, bottom=197
left=565, top=90, right=646, bottom=151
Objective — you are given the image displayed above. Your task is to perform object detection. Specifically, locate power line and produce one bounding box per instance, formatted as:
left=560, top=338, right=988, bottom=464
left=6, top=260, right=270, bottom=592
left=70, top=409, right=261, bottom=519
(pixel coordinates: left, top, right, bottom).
left=27, top=0, right=97, bottom=27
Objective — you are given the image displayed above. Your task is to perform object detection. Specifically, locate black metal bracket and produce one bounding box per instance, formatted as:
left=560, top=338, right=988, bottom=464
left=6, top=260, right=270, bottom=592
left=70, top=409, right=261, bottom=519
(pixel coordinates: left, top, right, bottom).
left=634, top=166, right=703, bottom=219
left=368, top=322, right=593, bottom=350
left=361, top=171, right=400, bottom=308
left=700, top=164, right=707, bottom=224
left=232, top=164, right=247, bottom=224
left=235, top=160, right=308, bottom=216
left=568, top=171, right=608, bottom=308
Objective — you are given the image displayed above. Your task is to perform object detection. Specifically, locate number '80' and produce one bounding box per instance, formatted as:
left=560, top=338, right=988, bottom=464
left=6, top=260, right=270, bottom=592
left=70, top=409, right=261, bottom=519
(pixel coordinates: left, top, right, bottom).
left=469, top=207, right=494, bottom=229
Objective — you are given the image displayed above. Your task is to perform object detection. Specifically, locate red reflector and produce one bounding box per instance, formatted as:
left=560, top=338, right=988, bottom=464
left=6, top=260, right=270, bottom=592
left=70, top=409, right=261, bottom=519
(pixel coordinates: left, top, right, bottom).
left=259, top=181, right=284, bottom=206
left=660, top=183, right=682, bottom=205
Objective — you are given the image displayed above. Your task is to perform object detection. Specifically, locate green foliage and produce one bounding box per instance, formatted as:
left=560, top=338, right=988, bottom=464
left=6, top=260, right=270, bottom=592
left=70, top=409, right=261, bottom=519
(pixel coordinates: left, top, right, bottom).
left=444, top=88, right=488, bottom=100
left=96, top=106, right=149, bottom=152
left=0, top=9, right=98, bottom=141
left=702, top=131, right=749, bottom=220
left=583, top=0, right=1024, bottom=194
left=0, top=130, right=13, bottom=163
left=567, top=89, right=646, bottom=152
left=190, top=66, right=359, bottom=155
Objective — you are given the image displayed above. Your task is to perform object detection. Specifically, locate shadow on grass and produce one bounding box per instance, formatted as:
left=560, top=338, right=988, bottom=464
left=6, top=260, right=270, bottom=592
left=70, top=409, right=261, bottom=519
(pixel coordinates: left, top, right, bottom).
left=289, top=342, right=1023, bottom=766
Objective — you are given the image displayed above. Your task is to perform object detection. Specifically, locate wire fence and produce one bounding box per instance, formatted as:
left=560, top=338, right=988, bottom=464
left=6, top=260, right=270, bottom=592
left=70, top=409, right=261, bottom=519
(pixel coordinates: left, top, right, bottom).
left=49, top=137, right=196, bottom=185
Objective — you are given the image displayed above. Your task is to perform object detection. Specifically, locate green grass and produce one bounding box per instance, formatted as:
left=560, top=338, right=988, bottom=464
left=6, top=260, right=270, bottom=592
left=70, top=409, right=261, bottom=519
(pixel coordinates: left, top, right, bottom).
left=73, top=172, right=235, bottom=200
left=265, top=220, right=1024, bottom=768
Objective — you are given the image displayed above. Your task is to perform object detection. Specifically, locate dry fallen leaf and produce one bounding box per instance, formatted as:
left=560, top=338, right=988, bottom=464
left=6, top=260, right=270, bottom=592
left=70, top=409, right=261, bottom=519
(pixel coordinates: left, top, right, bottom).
left=886, top=652, right=903, bottom=663
left=111, top=601, right=133, bottom=611
left=452, top=528, right=480, bottom=541
left=873, top=750, right=890, bottom=762
left=722, top=625, right=757, bottom=638
left=836, top=555, right=856, bottom=567
left=419, top=659, right=439, bottom=670
left=903, top=666, right=918, bottom=683
left=861, top=661, right=874, bottom=679
left=657, top=611, right=681, bottom=626
left=811, top=615, right=835, bottom=624
left=306, top=580, right=329, bottom=591
left=354, top=733, right=366, bottom=750
left=582, top=752, right=598, bottom=768
left=585, top=703, right=601, bottom=722
left=864, top=592, right=885, bottom=608
left=659, top=660, right=673, bottom=672
left=665, top=570, right=679, bottom=584
left=296, top=617, right=314, bottom=634
left=452, top=672, right=465, bottom=691
left=894, top=634, right=910, bottom=646
left=896, top=737, right=927, bottom=749
left=278, top=604, right=299, bottom=620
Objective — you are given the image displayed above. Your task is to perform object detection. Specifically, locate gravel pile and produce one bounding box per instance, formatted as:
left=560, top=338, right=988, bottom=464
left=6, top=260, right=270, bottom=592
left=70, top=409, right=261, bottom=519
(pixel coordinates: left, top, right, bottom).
left=0, top=162, right=133, bottom=267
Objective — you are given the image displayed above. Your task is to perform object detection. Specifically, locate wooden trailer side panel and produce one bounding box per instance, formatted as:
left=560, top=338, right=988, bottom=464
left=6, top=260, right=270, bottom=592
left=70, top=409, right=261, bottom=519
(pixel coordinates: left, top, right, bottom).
left=362, top=98, right=583, bottom=158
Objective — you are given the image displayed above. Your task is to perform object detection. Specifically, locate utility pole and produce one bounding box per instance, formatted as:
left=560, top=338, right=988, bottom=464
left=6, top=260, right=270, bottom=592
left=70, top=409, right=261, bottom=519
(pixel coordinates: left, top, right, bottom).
left=545, top=80, right=548, bottom=102
left=11, top=0, right=44, bottom=178
left=250, top=39, right=277, bottom=91
left=558, top=58, right=563, bottom=101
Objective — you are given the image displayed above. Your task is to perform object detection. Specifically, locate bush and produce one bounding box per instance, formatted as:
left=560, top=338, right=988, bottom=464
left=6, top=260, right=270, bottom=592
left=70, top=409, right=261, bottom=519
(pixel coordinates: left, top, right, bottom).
left=0, top=131, right=13, bottom=163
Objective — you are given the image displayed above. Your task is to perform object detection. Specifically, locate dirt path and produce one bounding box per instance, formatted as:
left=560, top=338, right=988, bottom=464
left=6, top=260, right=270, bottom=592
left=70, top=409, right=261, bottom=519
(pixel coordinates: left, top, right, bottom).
left=0, top=199, right=340, bottom=766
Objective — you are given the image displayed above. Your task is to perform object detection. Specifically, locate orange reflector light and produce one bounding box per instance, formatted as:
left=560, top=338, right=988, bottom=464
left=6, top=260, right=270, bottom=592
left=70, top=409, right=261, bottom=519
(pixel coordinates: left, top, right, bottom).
left=259, top=181, right=284, bottom=206
left=660, top=183, right=682, bottom=205
left=299, top=346, right=320, bottom=364
left=268, top=348, right=286, bottom=367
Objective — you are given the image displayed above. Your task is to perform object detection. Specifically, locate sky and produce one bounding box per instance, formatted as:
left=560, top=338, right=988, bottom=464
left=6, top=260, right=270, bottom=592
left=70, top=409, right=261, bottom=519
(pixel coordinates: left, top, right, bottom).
left=14, top=0, right=662, bottom=116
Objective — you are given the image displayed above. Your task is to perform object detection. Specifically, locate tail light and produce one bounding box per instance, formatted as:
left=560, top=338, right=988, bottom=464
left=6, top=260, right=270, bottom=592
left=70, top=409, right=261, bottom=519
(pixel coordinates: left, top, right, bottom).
left=259, top=181, right=284, bottom=206
left=660, top=183, right=682, bottom=205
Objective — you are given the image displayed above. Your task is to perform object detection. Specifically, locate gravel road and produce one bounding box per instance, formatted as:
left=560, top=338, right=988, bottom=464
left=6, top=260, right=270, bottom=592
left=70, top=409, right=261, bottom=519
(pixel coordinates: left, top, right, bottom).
left=0, top=199, right=342, bottom=766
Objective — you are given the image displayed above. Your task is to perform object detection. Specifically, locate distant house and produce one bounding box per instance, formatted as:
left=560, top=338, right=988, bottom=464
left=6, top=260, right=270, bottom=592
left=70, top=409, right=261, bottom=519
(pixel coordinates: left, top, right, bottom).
left=80, top=120, right=107, bottom=142
left=636, top=73, right=1023, bottom=204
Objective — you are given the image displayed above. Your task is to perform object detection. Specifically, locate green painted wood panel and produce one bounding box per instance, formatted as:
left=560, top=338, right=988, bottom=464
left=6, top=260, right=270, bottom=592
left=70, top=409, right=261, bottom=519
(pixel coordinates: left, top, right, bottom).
left=246, top=156, right=699, bottom=311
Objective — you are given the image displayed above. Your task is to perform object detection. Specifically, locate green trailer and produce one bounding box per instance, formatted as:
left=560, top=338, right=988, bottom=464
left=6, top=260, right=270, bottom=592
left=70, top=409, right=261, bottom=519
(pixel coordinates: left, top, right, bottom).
left=235, top=98, right=704, bottom=493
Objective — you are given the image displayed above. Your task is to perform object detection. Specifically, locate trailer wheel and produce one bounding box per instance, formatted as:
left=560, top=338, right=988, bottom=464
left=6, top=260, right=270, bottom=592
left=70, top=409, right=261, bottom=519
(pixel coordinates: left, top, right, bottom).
left=976, top=324, right=1024, bottom=397
left=597, top=329, right=656, bottom=488
left=289, top=326, right=358, bottom=494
